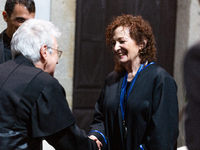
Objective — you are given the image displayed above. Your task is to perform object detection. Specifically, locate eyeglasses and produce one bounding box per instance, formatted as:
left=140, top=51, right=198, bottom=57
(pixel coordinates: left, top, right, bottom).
left=47, top=47, right=62, bottom=58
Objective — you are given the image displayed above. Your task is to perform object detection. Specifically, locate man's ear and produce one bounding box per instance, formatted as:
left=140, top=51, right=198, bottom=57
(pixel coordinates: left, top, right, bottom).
left=40, top=45, right=48, bottom=63
left=2, top=11, right=9, bottom=22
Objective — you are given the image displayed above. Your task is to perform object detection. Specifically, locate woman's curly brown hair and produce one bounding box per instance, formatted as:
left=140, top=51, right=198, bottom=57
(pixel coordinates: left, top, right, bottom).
left=106, top=14, right=157, bottom=73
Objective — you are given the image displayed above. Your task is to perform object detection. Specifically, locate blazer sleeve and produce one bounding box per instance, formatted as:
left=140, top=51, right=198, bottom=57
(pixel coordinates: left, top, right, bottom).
left=89, top=84, right=107, bottom=150
left=30, top=77, right=99, bottom=150
left=145, top=75, right=179, bottom=150
left=45, top=123, right=98, bottom=150
left=31, top=78, right=76, bottom=137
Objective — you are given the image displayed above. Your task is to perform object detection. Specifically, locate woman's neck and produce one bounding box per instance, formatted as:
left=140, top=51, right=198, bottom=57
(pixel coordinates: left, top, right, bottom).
left=123, top=57, right=141, bottom=82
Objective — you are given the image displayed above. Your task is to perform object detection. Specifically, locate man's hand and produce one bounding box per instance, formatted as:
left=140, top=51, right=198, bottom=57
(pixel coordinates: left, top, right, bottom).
left=89, top=135, right=102, bottom=150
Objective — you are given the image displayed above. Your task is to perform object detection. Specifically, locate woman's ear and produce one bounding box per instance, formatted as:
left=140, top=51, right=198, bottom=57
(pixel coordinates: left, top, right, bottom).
left=40, top=45, right=48, bottom=63
left=139, top=38, right=147, bottom=49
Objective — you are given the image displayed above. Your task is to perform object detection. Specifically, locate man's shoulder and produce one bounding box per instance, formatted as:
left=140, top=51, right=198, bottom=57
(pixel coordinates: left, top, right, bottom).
left=0, top=30, right=4, bottom=45
left=0, top=35, right=4, bottom=64
left=0, top=29, right=6, bottom=40
left=0, top=30, right=7, bottom=63
left=0, top=37, right=3, bottom=44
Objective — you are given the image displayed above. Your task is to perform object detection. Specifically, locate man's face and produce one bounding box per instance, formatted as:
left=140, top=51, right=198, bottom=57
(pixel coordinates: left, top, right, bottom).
left=43, top=36, right=59, bottom=76
left=3, top=3, right=35, bottom=38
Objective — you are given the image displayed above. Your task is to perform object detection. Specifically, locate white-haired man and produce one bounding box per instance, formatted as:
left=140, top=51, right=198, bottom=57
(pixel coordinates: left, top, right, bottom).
left=0, top=19, right=101, bottom=150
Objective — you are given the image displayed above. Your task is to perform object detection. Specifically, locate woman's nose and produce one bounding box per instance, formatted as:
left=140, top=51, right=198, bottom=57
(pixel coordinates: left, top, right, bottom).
left=113, top=42, right=120, bottom=51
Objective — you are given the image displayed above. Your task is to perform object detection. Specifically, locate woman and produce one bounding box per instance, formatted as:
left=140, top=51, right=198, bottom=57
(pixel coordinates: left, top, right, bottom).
left=89, top=14, right=179, bottom=150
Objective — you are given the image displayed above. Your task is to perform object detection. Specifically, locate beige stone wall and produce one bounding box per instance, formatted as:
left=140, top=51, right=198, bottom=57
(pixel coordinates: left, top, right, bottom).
left=188, top=0, right=200, bottom=47
left=174, top=0, right=190, bottom=147
left=174, top=0, right=200, bottom=147
left=51, top=0, right=76, bottom=110
left=0, top=0, right=6, bottom=30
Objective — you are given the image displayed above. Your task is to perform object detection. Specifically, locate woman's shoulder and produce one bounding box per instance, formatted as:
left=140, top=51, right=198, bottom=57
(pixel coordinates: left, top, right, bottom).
left=105, top=70, right=124, bottom=86
left=106, top=70, right=125, bottom=79
left=147, top=64, right=172, bottom=78
left=146, top=64, right=177, bottom=87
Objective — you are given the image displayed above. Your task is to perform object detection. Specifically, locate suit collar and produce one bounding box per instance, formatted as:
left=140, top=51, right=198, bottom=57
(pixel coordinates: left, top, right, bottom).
left=14, top=55, right=35, bottom=67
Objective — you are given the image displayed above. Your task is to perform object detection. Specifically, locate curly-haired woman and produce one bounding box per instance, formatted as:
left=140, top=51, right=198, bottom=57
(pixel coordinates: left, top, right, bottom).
left=88, top=14, right=179, bottom=150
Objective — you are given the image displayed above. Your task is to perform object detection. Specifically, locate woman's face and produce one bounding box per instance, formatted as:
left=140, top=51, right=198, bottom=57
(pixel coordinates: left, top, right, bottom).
left=112, top=26, right=140, bottom=65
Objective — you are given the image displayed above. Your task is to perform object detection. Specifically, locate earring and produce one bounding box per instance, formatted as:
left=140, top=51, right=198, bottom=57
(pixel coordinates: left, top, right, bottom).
left=139, top=47, right=143, bottom=54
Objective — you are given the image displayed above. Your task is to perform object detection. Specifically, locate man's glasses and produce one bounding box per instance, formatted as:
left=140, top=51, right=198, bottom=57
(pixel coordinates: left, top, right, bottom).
left=47, top=47, right=62, bottom=58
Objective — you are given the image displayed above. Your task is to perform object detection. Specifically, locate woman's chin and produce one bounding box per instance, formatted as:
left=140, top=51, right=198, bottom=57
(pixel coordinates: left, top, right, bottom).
left=118, top=58, right=128, bottom=63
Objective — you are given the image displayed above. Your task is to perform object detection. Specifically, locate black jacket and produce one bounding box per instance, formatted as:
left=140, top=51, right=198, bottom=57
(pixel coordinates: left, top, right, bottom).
left=0, top=29, right=12, bottom=64
left=0, top=55, right=98, bottom=150
left=89, top=64, right=179, bottom=150
left=0, top=30, right=5, bottom=64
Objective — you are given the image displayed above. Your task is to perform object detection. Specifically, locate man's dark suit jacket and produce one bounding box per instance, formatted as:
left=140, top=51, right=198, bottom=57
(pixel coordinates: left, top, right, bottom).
left=0, top=29, right=12, bottom=64
left=0, top=55, right=97, bottom=150
left=184, top=42, right=200, bottom=150
left=0, top=31, right=5, bottom=64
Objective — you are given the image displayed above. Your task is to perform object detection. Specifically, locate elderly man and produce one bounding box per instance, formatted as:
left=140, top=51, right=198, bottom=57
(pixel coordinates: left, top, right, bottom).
left=0, top=0, right=35, bottom=64
left=0, top=19, right=101, bottom=150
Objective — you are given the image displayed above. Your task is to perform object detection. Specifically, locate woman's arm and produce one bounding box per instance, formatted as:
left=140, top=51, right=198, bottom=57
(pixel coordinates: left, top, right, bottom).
left=145, top=76, right=179, bottom=150
left=89, top=86, right=108, bottom=150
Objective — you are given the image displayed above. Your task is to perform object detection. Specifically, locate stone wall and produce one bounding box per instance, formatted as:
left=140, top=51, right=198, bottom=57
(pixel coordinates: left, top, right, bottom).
left=50, top=0, right=76, bottom=110
left=0, top=0, right=6, bottom=30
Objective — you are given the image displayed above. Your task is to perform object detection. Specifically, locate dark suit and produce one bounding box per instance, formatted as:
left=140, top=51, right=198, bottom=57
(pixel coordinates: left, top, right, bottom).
left=0, top=55, right=98, bottom=150
left=184, top=42, right=200, bottom=150
left=0, top=31, right=5, bottom=64
left=0, top=29, right=12, bottom=64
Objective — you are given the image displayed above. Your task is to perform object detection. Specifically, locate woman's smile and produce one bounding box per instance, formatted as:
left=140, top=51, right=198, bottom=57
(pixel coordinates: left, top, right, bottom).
left=112, top=26, right=140, bottom=65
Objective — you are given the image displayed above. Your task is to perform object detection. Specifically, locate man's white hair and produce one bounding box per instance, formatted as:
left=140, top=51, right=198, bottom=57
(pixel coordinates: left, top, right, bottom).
left=11, top=19, right=61, bottom=64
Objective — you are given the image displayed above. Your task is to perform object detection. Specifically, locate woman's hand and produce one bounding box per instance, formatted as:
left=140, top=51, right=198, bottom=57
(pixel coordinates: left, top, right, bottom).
left=89, top=135, right=102, bottom=150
